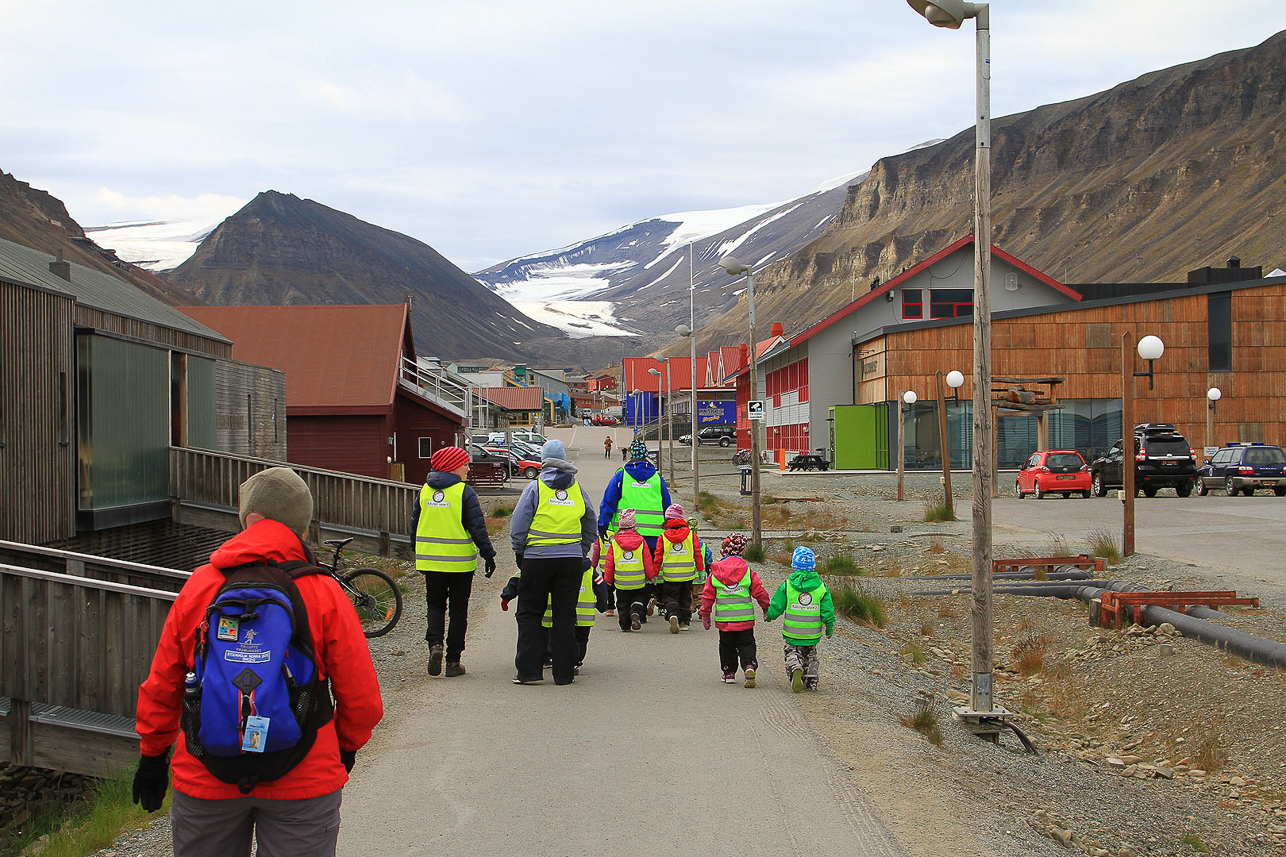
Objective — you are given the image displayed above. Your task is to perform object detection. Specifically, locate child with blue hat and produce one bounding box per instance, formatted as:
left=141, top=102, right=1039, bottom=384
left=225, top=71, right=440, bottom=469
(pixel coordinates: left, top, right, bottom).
left=765, top=546, right=835, bottom=692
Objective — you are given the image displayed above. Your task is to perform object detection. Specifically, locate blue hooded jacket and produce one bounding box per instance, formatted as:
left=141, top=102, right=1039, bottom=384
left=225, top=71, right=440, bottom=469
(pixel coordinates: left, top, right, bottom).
left=596, top=460, right=671, bottom=551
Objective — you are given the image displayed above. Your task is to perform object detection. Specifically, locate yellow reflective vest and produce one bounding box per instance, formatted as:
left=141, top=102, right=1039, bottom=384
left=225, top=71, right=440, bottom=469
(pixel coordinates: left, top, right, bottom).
left=659, top=532, right=697, bottom=583
left=415, top=482, right=478, bottom=573
left=526, top=480, right=586, bottom=548
left=541, top=567, right=597, bottom=628
left=610, top=540, right=648, bottom=590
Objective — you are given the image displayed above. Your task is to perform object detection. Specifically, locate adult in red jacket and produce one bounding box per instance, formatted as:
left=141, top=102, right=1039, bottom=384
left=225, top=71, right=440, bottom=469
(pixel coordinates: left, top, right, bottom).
left=133, top=467, right=383, bottom=857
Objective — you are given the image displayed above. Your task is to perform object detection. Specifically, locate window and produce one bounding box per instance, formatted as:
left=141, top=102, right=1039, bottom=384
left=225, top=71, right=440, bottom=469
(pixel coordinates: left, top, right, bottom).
left=902, top=289, right=923, bottom=319
left=930, top=289, right=973, bottom=319
left=1208, top=292, right=1230, bottom=371
left=419, top=437, right=433, bottom=458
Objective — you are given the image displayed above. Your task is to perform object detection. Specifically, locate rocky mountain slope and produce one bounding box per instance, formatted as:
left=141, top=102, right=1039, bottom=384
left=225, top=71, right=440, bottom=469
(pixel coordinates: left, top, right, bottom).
left=0, top=170, right=201, bottom=307
left=692, top=29, right=1286, bottom=350
left=164, top=191, right=567, bottom=362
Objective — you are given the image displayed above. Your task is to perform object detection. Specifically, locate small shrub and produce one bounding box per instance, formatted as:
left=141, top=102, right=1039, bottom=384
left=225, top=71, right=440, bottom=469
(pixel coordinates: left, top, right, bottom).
left=833, top=585, right=886, bottom=628
left=900, top=642, right=926, bottom=666
left=1181, top=833, right=1210, bottom=853
left=919, top=621, right=935, bottom=637
left=900, top=697, right=943, bottom=745
left=822, top=554, right=862, bottom=576
left=922, top=500, right=957, bottom=523
left=743, top=542, right=766, bottom=563
left=491, top=505, right=513, bottom=518
left=1010, top=633, right=1051, bottom=678
left=937, top=602, right=958, bottom=619
left=1087, top=528, right=1122, bottom=565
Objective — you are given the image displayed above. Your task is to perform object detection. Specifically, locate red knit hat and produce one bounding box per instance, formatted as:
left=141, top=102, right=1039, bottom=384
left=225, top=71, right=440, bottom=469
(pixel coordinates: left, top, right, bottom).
left=430, top=446, right=471, bottom=473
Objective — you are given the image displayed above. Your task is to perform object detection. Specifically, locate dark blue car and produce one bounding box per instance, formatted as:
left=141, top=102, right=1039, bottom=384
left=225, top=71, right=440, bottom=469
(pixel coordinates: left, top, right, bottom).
left=1196, top=442, right=1286, bottom=496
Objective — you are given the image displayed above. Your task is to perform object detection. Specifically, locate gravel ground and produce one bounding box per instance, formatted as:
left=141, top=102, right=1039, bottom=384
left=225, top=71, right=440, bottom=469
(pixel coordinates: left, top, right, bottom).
left=95, top=467, right=1285, bottom=857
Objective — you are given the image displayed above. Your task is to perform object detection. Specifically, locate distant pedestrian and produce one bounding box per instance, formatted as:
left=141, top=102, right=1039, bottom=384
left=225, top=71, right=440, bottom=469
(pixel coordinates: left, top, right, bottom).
left=765, top=547, right=834, bottom=692
left=604, top=435, right=613, bottom=459
left=411, top=446, right=497, bottom=678
left=509, top=439, right=597, bottom=685
left=653, top=503, right=703, bottom=632
left=602, top=508, right=657, bottom=631
left=700, top=533, right=771, bottom=688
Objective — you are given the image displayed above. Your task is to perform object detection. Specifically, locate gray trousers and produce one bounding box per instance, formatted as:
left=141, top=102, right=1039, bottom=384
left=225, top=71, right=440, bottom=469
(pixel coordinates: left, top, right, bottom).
left=783, top=641, right=820, bottom=679
left=171, top=787, right=343, bottom=857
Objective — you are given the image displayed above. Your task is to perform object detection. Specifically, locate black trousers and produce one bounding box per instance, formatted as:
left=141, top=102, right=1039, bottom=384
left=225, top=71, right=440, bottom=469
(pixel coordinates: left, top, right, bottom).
left=662, top=580, right=692, bottom=623
left=615, top=586, right=648, bottom=630
left=718, top=627, right=758, bottom=674
left=542, top=625, right=592, bottom=666
left=424, top=571, right=475, bottom=662
left=515, top=557, right=582, bottom=684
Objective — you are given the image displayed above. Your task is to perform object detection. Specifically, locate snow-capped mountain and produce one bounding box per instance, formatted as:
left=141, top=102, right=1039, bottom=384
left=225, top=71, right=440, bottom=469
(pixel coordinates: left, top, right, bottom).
left=472, top=169, right=869, bottom=344
left=83, top=217, right=220, bottom=271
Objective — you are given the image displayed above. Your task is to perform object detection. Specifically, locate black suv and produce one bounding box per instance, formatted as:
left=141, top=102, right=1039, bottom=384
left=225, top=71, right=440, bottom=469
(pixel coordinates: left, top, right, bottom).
left=1090, top=423, right=1196, bottom=497
left=1196, top=442, right=1286, bottom=496
left=678, top=425, right=737, bottom=447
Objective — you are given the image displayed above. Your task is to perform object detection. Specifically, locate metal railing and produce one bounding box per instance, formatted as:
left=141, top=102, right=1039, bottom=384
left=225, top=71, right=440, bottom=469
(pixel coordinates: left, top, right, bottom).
left=400, top=356, right=472, bottom=419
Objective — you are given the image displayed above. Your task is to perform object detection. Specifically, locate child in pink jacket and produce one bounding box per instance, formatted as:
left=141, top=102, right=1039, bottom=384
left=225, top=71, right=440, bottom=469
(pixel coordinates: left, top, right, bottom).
left=699, top=533, right=771, bottom=687
left=602, top=509, right=658, bottom=631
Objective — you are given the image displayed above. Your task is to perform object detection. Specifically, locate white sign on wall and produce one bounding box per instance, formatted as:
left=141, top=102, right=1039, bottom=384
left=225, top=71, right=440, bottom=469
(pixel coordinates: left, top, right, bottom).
left=747, top=400, right=765, bottom=421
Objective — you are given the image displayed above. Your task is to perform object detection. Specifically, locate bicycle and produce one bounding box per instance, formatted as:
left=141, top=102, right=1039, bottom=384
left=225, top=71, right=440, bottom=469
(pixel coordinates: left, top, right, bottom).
left=321, top=537, right=404, bottom=638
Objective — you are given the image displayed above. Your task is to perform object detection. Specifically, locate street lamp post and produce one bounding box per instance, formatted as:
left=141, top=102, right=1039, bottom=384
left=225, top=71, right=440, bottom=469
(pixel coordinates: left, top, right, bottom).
left=720, top=255, right=762, bottom=548
left=897, top=390, right=918, bottom=501
left=1122, top=333, right=1165, bottom=557
left=678, top=324, right=700, bottom=508
left=908, top=0, right=994, bottom=717
left=938, top=370, right=964, bottom=518
left=1206, top=386, right=1222, bottom=450
left=648, top=366, right=667, bottom=477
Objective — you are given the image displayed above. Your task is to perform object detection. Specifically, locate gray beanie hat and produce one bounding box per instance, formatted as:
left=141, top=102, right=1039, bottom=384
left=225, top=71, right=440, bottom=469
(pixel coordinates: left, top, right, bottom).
left=238, top=467, right=314, bottom=535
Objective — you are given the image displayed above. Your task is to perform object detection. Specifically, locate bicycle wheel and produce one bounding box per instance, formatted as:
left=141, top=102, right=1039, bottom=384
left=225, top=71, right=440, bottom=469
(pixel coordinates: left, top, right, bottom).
left=341, top=568, right=403, bottom=638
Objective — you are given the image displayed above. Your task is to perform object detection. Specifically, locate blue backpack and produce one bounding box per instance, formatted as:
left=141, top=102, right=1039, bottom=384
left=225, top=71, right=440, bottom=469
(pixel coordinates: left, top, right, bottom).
left=181, top=561, right=334, bottom=794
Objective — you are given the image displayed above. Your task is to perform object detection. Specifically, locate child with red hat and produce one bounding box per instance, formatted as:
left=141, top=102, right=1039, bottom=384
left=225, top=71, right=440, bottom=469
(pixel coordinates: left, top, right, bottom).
left=410, top=446, right=496, bottom=678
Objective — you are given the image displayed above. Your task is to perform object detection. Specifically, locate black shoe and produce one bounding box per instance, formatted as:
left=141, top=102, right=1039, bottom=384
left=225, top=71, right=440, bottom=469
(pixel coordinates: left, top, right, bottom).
left=427, top=643, right=444, bottom=676
left=512, top=675, right=542, bottom=685
left=554, top=677, right=575, bottom=686
left=444, top=661, right=465, bottom=677
left=630, top=613, right=642, bottom=631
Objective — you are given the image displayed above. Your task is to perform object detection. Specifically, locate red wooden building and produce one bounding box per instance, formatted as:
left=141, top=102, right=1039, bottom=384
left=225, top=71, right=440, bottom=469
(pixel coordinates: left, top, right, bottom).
left=180, top=305, right=465, bottom=485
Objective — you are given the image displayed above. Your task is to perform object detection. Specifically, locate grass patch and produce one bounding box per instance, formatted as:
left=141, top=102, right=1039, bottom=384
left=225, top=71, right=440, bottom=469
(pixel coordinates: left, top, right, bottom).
left=782, top=538, right=796, bottom=555
left=900, top=642, right=926, bottom=666
left=743, top=542, right=766, bottom=563
left=833, top=584, right=886, bottom=628
left=1010, top=633, right=1051, bottom=678
left=1031, top=566, right=1049, bottom=581
left=1087, top=528, right=1122, bottom=565
left=1, top=769, right=162, bottom=857
left=922, top=500, right=957, bottom=523
left=1043, top=664, right=1089, bottom=721
left=1181, top=833, right=1210, bottom=853
left=919, top=621, right=935, bottom=637
left=697, top=491, right=723, bottom=515
left=937, top=602, right=958, bottom=619
left=1047, top=533, right=1069, bottom=556
left=900, top=697, right=943, bottom=745
left=490, top=504, right=513, bottom=517
left=821, top=554, right=863, bottom=576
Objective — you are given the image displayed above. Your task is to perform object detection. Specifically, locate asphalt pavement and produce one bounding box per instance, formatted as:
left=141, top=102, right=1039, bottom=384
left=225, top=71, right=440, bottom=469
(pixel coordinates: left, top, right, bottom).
left=337, top=427, right=905, bottom=857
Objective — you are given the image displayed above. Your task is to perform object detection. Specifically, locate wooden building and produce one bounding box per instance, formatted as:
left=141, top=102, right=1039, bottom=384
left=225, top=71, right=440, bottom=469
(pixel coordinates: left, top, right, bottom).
left=180, top=304, right=467, bottom=486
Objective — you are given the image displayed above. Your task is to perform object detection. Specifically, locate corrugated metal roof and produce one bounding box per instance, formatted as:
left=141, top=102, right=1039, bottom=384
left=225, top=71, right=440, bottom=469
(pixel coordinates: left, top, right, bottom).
left=479, top=385, right=544, bottom=411
left=0, top=236, right=228, bottom=343
left=179, top=305, right=412, bottom=409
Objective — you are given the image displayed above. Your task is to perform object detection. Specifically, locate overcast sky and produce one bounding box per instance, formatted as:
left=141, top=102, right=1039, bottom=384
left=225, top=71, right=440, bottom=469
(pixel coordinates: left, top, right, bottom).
left=3, top=1, right=1282, bottom=272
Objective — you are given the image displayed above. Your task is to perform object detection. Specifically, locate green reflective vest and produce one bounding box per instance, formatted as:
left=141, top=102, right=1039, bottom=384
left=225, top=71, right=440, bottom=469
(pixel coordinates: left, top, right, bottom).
left=542, top=567, right=597, bottom=628
left=659, top=532, right=697, bottom=583
left=527, top=480, right=586, bottom=547
left=782, top=580, right=825, bottom=643
left=610, top=540, right=648, bottom=590
left=712, top=572, right=755, bottom=624
left=613, top=471, right=664, bottom=538
left=415, top=482, right=477, bottom=573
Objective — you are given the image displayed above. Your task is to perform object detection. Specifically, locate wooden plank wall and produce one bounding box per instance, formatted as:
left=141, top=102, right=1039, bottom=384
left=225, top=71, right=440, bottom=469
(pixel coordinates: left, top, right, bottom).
left=0, top=565, right=175, bottom=719
left=213, top=358, right=287, bottom=460
left=0, top=281, right=76, bottom=544
left=74, top=306, right=231, bottom=360
left=864, top=281, right=1286, bottom=450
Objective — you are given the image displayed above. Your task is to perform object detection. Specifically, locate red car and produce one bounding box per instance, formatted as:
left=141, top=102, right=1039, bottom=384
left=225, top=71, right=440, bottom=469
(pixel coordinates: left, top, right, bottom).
left=591, top=415, right=619, bottom=426
left=1015, top=450, right=1092, bottom=499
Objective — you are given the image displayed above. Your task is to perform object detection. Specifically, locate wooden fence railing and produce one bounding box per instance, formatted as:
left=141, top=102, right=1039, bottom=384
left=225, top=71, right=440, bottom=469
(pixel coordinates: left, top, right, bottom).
left=170, top=447, right=419, bottom=558
left=0, top=563, right=177, bottom=776
left=0, top=539, right=189, bottom=593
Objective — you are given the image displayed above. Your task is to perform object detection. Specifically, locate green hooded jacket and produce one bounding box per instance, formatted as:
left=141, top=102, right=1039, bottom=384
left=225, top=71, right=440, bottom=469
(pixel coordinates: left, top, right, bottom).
left=766, top=569, right=835, bottom=644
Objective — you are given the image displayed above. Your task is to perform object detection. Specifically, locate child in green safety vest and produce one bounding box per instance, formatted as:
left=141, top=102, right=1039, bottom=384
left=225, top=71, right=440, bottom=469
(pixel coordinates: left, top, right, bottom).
left=699, top=533, right=771, bottom=688
left=601, top=508, right=657, bottom=631
left=765, top=546, right=835, bottom=692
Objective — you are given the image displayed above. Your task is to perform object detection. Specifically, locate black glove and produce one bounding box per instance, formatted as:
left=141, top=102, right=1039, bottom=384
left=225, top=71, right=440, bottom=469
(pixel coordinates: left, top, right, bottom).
left=340, top=749, right=356, bottom=773
left=132, top=751, right=170, bottom=812
left=597, top=525, right=608, bottom=541
left=484, top=556, right=496, bottom=578
left=582, top=557, right=592, bottom=571
left=514, top=552, right=524, bottom=569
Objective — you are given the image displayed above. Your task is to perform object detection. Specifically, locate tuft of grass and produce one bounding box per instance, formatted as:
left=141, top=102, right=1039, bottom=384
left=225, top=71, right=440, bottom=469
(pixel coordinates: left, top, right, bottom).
left=1043, top=664, right=1088, bottom=721
left=900, top=642, right=926, bottom=666
left=1181, top=833, right=1210, bottom=853
left=928, top=538, right=946, bottom=554
left=1010, top=633, right=1051, bottom=678
left=1191, top=729, right=1228, bottom=774
left=937, top=602, right=958, bottom=619
left=782, top=538, right=796, bottom=554
left=922, top=500, right=957, bottom=523
left=1031, top=566, right=1049, bottom=581
left=1047, top=533, right=1070, bottom=556
left=2, top=769, right=163, bottom=857
left=919, top=621, right=935, bottom=637
left=1087, top=528, right=1122, bottom=565
left=822, top=554, right=863, bottom=576
left=833, top=585, right=886, bottom=627
left=900, top=698, right=944, bottom=745
left=491, top=504, right=513, bottom=518
left=697, top=491, right=723, bottom=514
left=743, top=542, right=766, bottom=563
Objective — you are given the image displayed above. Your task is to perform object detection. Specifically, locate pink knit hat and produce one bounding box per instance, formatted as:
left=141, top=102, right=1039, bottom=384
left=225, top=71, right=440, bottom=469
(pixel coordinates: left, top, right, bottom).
left=664, top=503, right=685, bottom=520
left=430, top=446, right=471, bottom=472
left=618, top=508, right=637, bottom=529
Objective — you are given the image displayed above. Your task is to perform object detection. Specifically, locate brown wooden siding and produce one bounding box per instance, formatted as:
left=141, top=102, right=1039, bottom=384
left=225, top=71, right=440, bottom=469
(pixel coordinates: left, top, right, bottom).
left=214, top=359, right=287, bottom=460
left=73, top=306, right=231, bottom=360
left=865, top=280, right=1286, bottom=450
left=286, top=414, right=389, bottom=480
left=0, top=282, right=76, bottom=543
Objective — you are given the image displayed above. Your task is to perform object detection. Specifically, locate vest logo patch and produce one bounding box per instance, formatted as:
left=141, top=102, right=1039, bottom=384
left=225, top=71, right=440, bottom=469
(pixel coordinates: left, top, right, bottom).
left=432, top=490, right=445, bottom=503
left=797, top=592, right=813, bottom=606
left=622, top=550, right=634, bottom=561
left=547, top=487, right=575, bottom=506
left=555, top=489, right=568, bottom=501
left=672, top=543, right=685, bottom=553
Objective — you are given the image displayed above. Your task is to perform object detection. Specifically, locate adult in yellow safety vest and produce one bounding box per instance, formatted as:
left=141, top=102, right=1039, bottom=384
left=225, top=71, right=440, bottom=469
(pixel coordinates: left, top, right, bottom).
left=598, top=438, right=671, bottom=624
left=410, top=446, right=497, bottom=679
left=508, top=439, right=597, bottom=685
left=653, top=503, right=704, bottom=633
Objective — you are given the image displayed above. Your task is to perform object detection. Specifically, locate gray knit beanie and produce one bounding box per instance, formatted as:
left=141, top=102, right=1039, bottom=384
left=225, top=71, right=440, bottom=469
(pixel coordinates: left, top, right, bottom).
left=238, top=467, right=314, bottom=535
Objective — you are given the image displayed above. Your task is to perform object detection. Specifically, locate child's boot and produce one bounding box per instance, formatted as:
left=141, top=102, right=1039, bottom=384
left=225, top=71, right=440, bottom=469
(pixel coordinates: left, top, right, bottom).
left=791, top=668, right=804, bottom=693
left=744, top=667, right=756, bottom=689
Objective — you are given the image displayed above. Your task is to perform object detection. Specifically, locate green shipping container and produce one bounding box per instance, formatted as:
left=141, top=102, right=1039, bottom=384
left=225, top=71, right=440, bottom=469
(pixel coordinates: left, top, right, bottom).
left=830, top=404, right=889, bottom=470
